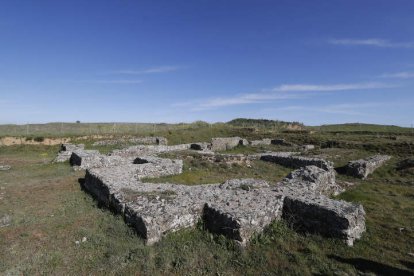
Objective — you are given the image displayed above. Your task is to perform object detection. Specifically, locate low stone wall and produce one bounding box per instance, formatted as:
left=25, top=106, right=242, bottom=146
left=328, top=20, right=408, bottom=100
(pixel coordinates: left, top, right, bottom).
left=250, top=139, right=272, bottom=146
left=345, top=155, right=391, bottom=179
left=211, top=137, right=248, bottom=151
left=282, top=194, right=365, bottom=246
left=69, top=150, right=101, bottom=168
left=54, top=143, right=85, bottom=163
left=260, top=153, right=334, bottom=171
left=93, top=137, right=168, bottom=146
left=199, top=153, right=251, bottom=166
left=190, top=142, right=211, bottom=151
left=111, top=144, right=191, bottom=158
left=281, top=165, right=341, bottom=196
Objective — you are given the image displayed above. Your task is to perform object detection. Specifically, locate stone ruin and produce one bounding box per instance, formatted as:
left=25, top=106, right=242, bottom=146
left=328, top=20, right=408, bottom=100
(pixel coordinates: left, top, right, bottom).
left=345, top=155, right=391, bottom=179
left=56, top=138, right=370, bottom=247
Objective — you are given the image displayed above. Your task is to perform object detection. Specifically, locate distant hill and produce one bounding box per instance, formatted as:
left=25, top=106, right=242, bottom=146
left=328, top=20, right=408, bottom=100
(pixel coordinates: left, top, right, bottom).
left=227, top=118, right=305, bottom=130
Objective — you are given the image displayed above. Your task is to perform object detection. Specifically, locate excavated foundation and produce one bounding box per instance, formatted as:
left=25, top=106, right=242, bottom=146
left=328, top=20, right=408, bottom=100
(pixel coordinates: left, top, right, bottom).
left=59, top=139, right=369, bottom=247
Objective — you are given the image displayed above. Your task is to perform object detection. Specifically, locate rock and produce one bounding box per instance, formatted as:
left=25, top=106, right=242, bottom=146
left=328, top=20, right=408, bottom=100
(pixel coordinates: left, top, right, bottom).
left=0, top=214, right=11, bottom=227
left=82, top=237, right=87, bottom=242
left=211, top=137, right=247, bottom=151
left=301, top=144, right=315, bottom=151
left=0, top=165, right=11, bottom=171
left=345, top=155, right=392, bottom=179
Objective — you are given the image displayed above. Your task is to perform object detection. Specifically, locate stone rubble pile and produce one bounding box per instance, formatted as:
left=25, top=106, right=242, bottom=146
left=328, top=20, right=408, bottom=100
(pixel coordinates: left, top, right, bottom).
left=345, top=155, right=392, bottom=179
left=57, top=141, right=367, bottom=247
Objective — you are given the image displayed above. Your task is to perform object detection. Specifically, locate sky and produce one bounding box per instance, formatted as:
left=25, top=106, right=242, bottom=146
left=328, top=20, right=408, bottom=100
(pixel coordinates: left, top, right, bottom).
left=0, top=0, right=413, bottom=126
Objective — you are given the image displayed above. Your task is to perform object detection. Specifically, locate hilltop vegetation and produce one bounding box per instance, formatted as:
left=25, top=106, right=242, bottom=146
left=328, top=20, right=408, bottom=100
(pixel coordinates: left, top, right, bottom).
left=227, top=118, right=304, bottom=130
left=316, top=123, right=413, bottom=134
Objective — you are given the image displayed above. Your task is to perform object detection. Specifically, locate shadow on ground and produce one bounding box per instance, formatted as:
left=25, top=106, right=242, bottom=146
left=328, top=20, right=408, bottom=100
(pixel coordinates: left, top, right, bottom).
left=328, top=255, right=414, bottom=276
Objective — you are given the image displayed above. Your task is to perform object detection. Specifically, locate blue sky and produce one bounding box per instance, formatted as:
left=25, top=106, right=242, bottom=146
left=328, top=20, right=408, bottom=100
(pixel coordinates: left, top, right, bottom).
left=0, top=0, right=413, bottom=126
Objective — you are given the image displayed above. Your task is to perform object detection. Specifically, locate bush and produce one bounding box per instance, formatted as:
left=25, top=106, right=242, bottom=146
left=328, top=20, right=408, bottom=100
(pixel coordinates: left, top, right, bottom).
left=34, top=136, right=45, bottom=142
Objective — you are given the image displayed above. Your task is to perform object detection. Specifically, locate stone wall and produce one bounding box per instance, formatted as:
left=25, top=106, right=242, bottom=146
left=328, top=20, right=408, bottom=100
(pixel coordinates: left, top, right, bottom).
left=198, top=153, right=251, bottom=166
left=281, top=165, right=341, bottom=196
left=345, top=155, right=391, bottom=179
left=190, top=142, right=212, bottom=151
left=93, top=137, right=168, bottom=146
left=250, top=139, right=272, bottom=146
left=282, top=194, right=365, bottom=246
left=211, top=137, right=248, bottom=151
left=54, top=143, right=85, bottom=163
left=260, top=153, right=334, bottom=171
left=111, top=144, right=192, bottom=158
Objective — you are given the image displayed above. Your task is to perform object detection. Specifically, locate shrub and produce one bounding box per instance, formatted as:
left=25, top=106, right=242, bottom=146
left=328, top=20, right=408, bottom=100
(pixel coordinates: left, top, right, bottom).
left=34, top=136, right=45, bottom=142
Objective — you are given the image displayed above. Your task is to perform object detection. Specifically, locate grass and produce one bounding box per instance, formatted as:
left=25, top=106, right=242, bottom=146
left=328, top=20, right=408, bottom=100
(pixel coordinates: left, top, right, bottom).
left=1, top=125, right=414, bottom=275
left=144, top=158, right=292, bottom=185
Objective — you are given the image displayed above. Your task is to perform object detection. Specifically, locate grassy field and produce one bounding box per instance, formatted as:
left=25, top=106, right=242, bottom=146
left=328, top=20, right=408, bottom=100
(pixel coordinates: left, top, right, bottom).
left=1, top=124, right=414, bottom=275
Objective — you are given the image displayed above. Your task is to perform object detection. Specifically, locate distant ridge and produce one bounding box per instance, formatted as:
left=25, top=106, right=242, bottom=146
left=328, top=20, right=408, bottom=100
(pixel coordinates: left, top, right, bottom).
left=227, top=118, right=304, bottom=130
left=317, top=123, right=412, bottom=133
